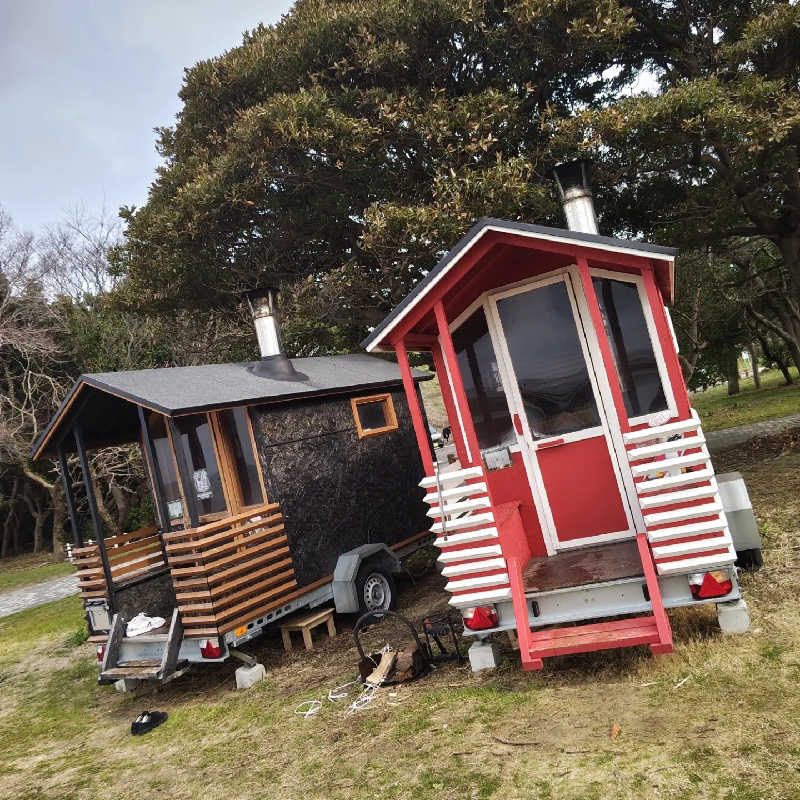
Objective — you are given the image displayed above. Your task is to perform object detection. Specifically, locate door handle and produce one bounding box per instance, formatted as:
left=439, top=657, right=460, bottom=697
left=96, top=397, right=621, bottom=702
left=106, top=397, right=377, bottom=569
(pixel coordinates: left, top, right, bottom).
left=536, top=438, right=565, bottom=450
left=513, top=413, right=523, bottom=435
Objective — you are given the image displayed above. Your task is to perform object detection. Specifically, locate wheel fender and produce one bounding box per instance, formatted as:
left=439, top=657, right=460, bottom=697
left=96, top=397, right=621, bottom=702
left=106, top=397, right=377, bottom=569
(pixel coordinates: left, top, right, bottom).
left=332, top=544, right=401, bottom=613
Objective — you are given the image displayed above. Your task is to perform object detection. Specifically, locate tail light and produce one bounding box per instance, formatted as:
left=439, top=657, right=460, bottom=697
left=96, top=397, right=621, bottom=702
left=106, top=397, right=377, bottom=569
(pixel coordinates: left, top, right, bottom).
left=689, top=570, right=733, bottom=600
left=200, top=638, right=223, bottom=659
left=462, top=605, right=499, bottom=631
left=96, top=644, right=105, bottom=663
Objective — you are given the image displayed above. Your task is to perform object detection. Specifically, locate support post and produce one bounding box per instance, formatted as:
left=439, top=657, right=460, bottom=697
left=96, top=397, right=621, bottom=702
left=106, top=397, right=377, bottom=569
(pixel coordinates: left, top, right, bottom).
left=641, top=262, right=691, bottom=419
left=433, top=300, right=482, bottom=466
left=57, top=445, right=82, bottom=547
left=138, top=406, right=171, bottom=564
left=394, top=340, right=435, bottom=476
left=73, top=424, right=115, bottom=608
left=431, top=342, right=469, bottom=466
left=167, top=416, right=201, bottom=527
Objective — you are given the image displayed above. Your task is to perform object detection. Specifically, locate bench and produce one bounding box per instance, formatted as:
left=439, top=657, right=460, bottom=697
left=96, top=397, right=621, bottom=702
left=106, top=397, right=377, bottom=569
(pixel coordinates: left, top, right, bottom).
left=280, top=608, right=336, bottom=651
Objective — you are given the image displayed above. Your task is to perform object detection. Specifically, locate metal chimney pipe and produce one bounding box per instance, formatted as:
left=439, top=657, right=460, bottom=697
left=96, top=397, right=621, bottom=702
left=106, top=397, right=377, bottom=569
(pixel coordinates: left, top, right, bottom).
left=244, top=287, right=307, bottom=382
left=245, top=287, right=284, bottom=358
left=550, top=159, right=599, bottom=235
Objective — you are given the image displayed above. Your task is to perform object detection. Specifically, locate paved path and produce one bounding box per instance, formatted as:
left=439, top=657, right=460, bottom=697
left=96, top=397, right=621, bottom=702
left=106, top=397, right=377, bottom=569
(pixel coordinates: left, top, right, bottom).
left=706, top=413, right=800, bottom=454
left=0, top=574, right=79, bottom=619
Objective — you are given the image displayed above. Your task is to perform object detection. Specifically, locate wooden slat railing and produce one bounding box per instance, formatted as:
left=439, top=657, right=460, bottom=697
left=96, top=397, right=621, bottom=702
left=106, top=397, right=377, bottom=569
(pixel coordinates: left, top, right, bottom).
left=162, top=502, right=297, bottom=638
left=72, top=525, right=164, bottom=600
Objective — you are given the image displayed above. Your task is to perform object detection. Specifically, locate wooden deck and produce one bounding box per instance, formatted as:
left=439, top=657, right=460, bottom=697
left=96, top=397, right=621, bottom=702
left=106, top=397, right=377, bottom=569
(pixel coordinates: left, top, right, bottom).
left=522, top=539, right=643, bottom=593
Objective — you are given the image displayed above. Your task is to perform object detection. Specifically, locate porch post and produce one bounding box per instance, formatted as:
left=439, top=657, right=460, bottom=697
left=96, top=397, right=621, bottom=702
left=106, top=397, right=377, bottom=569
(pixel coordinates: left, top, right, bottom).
left=73, top=423, right=115, bottom=607
left=395, top=340, right=435, bottom=476
left=138, top=406, right=171, bottom=532
left=433, top=300, right=482, bottom=466
left=431, top=342, right=469, bottom=466
left=167, top=417, right=201, bottom=527
left=57, top=445, right=82, bottom=547
left=641, top=263, right=691, bottom=419
left=576, top=256, right=632, bottom=435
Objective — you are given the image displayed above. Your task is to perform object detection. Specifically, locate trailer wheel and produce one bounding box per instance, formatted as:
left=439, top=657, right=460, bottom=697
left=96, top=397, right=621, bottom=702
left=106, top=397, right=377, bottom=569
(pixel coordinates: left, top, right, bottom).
left=356, top=566, right=396, bottom=613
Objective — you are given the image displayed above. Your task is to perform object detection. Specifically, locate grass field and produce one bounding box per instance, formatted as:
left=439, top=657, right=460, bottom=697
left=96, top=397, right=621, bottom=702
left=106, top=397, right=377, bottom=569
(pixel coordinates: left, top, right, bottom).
left=691, top=368, right=800, bottom=432
left=1, top=441, right=798, bottom=799
left=0, top=553, right=74, bottom=593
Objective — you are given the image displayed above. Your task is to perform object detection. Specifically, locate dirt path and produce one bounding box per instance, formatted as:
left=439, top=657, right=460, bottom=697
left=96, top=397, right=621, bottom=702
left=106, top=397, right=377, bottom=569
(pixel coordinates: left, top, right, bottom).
left=0, top=574, right=78, bottom=619
left=706, top=412, right=800, bottom=454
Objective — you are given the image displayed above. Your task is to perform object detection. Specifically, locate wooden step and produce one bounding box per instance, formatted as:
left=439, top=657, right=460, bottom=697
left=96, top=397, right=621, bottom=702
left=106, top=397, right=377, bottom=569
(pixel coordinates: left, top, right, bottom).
left=101, top=666, right=161, bottom=680
left=117, top=659, right=161, bottom=668
left=527, top=616, right=661, bottom=659
left=627, top=433, right=705, bottom=460
left=623, top=418, right=701, bottom=444
left=444, top=572, right=509, bottom=593
left=419, top=466, right=484, bottom=488
left=654, top=549, right=736, bottom=576
left=433, top=526, right=498, bottom=549
left=651, top=534, right=732, bottom=559
left=636, top=467, right=715, bottom=494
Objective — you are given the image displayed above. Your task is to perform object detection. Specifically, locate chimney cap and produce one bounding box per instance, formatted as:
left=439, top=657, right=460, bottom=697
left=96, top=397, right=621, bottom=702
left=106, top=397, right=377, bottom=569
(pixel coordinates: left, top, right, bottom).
left=549, top=158, right=594, bottom=200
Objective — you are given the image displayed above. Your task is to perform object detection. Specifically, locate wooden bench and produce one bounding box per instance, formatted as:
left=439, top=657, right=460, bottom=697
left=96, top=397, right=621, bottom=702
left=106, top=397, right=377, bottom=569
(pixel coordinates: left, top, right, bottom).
left=280, top=608, right=336, bottom=651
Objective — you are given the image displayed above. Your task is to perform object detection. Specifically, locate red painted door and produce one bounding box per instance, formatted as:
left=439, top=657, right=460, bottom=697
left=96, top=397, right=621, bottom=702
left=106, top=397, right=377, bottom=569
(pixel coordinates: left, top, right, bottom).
left=489, top=274, right=635, bottom=550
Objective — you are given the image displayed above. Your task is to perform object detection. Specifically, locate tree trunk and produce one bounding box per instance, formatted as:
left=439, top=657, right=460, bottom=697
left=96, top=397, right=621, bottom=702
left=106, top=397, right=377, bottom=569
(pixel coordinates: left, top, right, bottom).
left=92, top=478, right=122, bottom=537
left=757, top=331, right=793, bottom=385
left=110, top=483, right=130, bottom=530
left=1, top=476, right=19, bottom=558
left=50, top=483, right=66, bottom=561
left=725, top=350, right=741, bottom=396
left=748, top=342, right=761, bottom=388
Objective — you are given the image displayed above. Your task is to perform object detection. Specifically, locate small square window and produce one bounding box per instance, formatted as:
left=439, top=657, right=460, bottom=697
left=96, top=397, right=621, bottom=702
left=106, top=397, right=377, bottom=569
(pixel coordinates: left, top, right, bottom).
left=351, top=393, right=398, bottom=438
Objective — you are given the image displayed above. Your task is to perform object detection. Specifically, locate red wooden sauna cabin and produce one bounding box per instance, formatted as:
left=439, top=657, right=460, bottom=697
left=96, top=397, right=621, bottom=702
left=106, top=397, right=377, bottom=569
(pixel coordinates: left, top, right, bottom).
left=362, top=160, right=752, bottom=671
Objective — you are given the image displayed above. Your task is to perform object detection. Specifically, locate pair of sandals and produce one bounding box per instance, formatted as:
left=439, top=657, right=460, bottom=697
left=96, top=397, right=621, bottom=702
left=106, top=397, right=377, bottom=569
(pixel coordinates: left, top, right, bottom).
left=131, top=710, right=168, bottom=735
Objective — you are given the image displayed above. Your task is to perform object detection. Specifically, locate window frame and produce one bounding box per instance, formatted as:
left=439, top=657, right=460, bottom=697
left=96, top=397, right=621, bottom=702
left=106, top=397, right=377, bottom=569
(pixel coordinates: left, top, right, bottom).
left=588, top=267, right=677, bottom=426
left=351, top=393, right=399, bottom=438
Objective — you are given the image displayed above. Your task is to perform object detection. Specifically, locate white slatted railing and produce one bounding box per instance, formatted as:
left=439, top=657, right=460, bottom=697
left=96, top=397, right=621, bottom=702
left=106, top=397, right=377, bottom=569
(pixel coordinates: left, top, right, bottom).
left=420, top=464, right=511, bottom=608
left=624, top=411, right=736, bottom=577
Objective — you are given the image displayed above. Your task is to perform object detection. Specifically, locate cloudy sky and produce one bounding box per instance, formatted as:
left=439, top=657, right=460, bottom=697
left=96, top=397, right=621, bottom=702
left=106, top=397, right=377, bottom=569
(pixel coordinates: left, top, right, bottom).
left=0, top=0, right=293, bottom=235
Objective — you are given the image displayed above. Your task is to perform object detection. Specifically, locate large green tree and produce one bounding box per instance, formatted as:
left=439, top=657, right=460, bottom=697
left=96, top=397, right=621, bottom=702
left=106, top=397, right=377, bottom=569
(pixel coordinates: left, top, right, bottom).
left=112, top=0, right=634, bottom=353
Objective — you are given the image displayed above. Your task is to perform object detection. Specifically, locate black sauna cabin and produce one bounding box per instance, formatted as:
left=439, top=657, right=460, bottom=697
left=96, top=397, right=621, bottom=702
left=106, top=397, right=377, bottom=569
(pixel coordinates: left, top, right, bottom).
left=32, top=350, right=432, bottom=682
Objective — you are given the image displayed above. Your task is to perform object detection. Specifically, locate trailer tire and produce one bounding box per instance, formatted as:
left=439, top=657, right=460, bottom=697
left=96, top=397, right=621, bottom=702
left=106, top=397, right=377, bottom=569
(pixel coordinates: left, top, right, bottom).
left=356, top=565, right=396, bottom=613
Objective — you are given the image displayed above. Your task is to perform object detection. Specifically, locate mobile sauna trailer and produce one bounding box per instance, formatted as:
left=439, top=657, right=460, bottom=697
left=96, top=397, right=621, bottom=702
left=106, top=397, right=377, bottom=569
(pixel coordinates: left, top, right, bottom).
left=363, top=160, right=753, bottom=671
left=32, top=295, right=431, bottom=684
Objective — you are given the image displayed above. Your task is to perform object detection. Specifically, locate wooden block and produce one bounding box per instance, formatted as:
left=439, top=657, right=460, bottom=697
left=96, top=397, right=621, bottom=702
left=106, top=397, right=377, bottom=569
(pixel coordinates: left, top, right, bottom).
left=366, top=650, right=397, bottom=686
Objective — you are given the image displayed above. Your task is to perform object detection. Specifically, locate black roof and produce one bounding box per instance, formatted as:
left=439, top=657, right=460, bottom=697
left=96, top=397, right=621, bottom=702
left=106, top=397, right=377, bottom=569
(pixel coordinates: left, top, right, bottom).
left=32, top=354, right=430, bottom=460
left=361, top=217, right=678, bottom=351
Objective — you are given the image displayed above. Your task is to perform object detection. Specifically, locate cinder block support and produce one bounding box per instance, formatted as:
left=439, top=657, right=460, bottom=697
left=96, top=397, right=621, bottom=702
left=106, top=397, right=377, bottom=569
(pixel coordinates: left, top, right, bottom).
left=468, top=638, right=499, bottom=672
left=235, top=663, right=267, bottom=689
left=716, top=599, right=751, bottom=634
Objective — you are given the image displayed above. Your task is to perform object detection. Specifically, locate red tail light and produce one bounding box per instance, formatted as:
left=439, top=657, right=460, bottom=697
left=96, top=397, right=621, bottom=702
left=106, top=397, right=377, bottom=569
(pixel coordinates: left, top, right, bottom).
left=462, top=605, right=499, bottom=631
left=96, top=644, right=105, bottom=662
left=689, top=570, right=733, bottom=600
left=200, top=638, right=223, bottom=659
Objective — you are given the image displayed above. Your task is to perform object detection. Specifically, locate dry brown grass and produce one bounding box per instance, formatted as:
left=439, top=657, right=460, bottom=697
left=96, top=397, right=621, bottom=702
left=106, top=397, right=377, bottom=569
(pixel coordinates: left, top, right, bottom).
left=1, top=445, right=799, bottom=799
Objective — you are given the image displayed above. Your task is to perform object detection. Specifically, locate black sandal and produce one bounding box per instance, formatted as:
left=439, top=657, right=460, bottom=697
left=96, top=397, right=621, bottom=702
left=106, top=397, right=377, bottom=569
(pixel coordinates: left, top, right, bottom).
left=131, top=710, right=168, bottom=735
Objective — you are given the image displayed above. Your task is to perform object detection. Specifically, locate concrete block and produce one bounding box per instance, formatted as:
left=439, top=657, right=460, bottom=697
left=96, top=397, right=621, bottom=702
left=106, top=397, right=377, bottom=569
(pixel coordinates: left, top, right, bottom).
left=468, top=639, right=499, bottom=672
left=717, top=598, right=751, bottom=634
left=235, top=663, right=267, bottom=690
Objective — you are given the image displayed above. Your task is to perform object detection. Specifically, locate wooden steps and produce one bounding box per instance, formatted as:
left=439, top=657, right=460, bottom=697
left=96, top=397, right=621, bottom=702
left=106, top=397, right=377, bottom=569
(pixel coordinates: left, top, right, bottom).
left=526, top=616, right=662, bottom=662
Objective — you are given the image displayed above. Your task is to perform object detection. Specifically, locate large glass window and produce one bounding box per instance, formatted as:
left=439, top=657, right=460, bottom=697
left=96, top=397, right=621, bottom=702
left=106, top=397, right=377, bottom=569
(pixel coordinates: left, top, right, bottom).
left=147, top=413, right=184, bottom=522
left=593, top=277, right=668, bottom=418
left=174, top=413, right=227, bottom=518
left=452, top=307, right=514, bottom=450
left=219, top=408, right=264, bottom=507
left=496, top=282, right=601, bottom=439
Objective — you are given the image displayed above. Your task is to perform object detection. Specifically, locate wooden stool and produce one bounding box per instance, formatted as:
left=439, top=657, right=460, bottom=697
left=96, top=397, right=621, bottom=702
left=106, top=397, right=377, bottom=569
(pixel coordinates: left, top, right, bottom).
left=280, top=608, right=336, bottom=652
